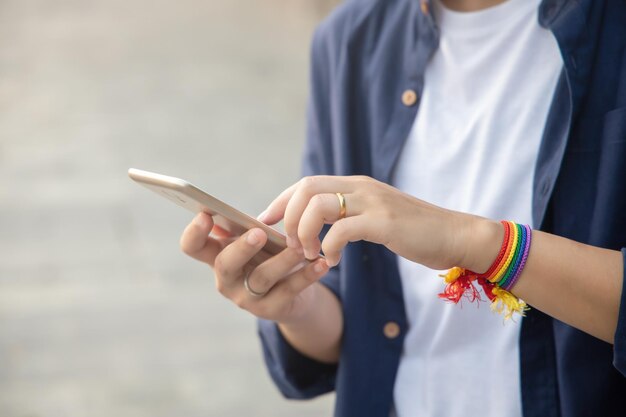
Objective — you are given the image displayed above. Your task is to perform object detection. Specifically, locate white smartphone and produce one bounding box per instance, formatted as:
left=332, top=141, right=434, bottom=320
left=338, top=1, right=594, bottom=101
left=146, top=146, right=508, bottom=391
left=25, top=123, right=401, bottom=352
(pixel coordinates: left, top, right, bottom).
left=128, top=168, right=287, bottom=258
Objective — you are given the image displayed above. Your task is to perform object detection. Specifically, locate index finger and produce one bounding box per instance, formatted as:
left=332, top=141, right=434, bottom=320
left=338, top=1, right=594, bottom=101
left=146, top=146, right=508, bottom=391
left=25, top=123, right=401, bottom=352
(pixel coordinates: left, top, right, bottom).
left=283, top=176, right=355, bottom=248
left=258, top=182, right=298, bottom=226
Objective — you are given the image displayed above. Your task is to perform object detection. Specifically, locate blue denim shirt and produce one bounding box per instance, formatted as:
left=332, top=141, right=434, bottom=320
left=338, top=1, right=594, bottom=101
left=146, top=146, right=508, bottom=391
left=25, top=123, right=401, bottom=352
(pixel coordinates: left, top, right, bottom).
left=259, top=1, right=626, bottom=416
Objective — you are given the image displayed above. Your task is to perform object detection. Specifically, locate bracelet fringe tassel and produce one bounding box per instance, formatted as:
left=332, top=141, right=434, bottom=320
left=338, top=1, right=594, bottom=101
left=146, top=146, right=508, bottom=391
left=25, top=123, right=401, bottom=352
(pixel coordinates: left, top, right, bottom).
left=438, top=268, right=528, bottom=320
left=438, top=220, right=532, bottom=320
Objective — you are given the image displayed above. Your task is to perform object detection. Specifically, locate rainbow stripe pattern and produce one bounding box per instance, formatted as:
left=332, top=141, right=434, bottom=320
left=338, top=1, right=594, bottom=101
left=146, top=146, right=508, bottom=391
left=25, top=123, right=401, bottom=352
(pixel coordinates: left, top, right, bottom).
left=438, top=220, right=532, bottom=320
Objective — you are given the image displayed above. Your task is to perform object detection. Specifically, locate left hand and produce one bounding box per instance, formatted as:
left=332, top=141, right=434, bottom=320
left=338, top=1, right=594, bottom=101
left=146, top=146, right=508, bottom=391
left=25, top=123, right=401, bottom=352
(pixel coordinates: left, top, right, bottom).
left=259, top=175, right=494, bottom=271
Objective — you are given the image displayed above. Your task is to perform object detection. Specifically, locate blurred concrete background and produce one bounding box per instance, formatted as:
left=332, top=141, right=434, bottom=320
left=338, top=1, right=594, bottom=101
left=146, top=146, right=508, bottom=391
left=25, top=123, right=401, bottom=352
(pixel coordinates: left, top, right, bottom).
left=0, top=0, right=340, bottom=416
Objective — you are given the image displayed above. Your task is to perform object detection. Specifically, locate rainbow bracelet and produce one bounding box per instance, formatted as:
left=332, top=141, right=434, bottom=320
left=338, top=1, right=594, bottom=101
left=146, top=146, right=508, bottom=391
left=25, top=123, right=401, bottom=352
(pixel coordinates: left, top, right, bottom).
left=438, top=220, right=532, bottom=320
left=503, top=224, right=532, bottom=292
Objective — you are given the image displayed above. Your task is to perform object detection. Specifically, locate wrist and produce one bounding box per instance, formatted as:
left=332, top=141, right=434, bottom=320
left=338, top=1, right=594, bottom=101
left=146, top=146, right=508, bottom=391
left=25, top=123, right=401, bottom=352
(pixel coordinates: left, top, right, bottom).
left=276, top=283, right=342, bottom=364
left=275, top=282, right=322, bottom=328
left=458, top=215, right=504, bottom=273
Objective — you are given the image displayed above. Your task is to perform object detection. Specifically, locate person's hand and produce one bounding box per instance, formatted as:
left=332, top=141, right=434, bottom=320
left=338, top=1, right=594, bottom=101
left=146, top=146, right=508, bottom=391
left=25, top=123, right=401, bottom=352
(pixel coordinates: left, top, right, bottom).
left=259, top=175, right=501, bottom=272
left=179, top=212, right=330, bottom=325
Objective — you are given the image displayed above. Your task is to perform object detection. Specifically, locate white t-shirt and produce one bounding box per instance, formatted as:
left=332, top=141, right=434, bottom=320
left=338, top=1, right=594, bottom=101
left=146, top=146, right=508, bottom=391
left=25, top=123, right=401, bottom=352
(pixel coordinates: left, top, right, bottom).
left=391, top=0, right=562, bottom=416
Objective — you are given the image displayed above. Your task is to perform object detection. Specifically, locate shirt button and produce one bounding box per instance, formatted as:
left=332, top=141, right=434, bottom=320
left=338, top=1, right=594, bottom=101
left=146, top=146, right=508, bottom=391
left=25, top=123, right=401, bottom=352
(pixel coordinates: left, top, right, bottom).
left=383, top=322, right=401, bottom=339
left=420, top=0, right=429, bottom=15
left=402, top=89, right=418, bottom=107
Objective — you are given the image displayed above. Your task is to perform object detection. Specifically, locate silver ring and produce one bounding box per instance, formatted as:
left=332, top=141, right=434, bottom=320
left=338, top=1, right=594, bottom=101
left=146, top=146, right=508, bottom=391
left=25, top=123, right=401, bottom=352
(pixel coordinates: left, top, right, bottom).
left=244, top=271, right=267, bottom=297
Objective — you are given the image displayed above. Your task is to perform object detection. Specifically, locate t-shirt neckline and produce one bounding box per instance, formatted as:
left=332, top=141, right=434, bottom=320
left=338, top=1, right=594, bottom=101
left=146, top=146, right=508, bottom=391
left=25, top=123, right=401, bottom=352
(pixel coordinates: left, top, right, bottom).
left=433, top=0, right=540, bottom=34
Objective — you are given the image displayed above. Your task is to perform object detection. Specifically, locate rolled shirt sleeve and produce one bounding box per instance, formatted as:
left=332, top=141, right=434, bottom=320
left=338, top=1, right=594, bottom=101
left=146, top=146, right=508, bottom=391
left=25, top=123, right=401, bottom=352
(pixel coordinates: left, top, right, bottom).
left=257, top=270, right=340, bottom=399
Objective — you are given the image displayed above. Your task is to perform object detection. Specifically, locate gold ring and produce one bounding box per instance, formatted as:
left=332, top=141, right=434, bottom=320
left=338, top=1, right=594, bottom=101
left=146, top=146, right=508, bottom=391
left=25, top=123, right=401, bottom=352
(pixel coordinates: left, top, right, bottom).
left=336, top=192, right=347, bottom=219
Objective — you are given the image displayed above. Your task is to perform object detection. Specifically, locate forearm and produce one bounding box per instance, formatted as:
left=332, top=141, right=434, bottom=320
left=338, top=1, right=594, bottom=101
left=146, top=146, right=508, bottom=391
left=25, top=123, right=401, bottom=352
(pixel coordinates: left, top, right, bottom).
left=278, top=282, right=343, bottom=363
left=513, top=231, right=622, bottom=343
left=468, top=218, right=624, bottom=343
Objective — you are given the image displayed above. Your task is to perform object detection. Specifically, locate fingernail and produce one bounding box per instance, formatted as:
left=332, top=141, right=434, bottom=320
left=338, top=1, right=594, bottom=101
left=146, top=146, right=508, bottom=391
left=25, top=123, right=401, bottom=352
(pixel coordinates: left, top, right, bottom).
left=194, top=214, right=207, bottom=228
left=247, top=230, right=260, bottom=246
left=313, top=260, right=326, bottom=274
left=304, top=249, right=315, bottom=260
left=257, top=210, right=267, bottom=222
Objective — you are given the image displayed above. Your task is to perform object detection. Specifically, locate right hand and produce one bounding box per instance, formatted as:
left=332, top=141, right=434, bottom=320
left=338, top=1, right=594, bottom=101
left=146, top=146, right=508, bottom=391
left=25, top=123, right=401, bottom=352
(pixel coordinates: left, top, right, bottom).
left=179, top=212, right=330, bottom=325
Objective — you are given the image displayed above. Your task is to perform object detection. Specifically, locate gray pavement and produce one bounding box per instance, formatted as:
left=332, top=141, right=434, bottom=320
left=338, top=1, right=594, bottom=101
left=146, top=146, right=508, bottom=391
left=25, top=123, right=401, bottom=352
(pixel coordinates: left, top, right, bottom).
left=0, top=1, right=338, bottom=416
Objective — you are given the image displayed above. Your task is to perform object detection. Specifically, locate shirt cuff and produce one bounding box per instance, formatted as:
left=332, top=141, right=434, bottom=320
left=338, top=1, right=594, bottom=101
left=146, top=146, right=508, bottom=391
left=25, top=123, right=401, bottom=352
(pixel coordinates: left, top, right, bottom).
left=257, top=319, right=337, bottom=399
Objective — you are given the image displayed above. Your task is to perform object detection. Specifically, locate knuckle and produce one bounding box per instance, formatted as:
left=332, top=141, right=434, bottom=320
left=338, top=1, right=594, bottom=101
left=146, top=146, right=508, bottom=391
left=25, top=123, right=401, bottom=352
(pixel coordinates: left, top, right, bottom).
left=214, top=279, right=226, bottom=295
left=233, top=296, right=248, bottom=310
left=300, top=176, right=318, bottom=193
left=310, top=193, right=326, bottom=208
left=351, top=175, right=371, bottom=187
left=298, top=176, right=319, bottom=195
left=213, top=256, right=230, bottom=278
